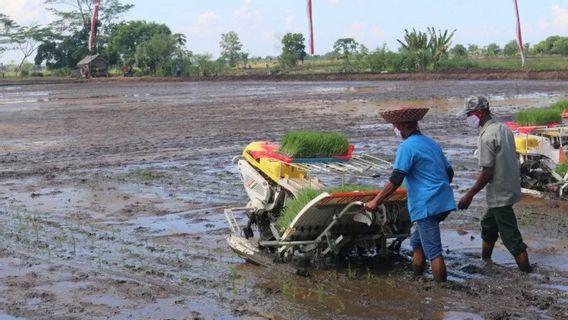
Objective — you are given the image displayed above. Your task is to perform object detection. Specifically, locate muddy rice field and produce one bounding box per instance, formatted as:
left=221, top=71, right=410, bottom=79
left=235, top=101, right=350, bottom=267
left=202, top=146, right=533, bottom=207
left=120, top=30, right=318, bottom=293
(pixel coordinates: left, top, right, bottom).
left=0, top=79, right=568, bottom=319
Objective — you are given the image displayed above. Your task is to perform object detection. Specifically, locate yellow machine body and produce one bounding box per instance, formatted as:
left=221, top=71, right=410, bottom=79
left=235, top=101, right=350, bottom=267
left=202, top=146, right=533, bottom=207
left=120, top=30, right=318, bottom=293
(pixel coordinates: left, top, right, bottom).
left=514, top=134, right=541, bottom=155
left=242, top=141, right=307, bottom=184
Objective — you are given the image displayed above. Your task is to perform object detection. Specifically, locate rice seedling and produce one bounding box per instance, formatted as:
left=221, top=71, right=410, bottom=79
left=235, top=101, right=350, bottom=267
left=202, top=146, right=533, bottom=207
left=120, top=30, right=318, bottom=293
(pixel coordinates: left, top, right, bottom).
left=515, top=108, right=562, bottom=126
left=334, top=296, right=346, bottom=312
left=277, top=188, right=322, bottom=231
left=242, top=275, right=249, bottom=293
left=278, top=131, right=349, bottom=158
left=550, top=100, right=568, bottom=112
left=315, top=282, right=325, bottom=303
left=556, top=160, right=568, bottom=176
left=346, top=261, right=357, bottom=279
left=281, top=279, right=290, bottom=296
left=276, top=185, right=376, bottom=231
left=29, top=212, right=42, bottom=244
left=280, top=277, right=299, bottom=301
left=53, top=232, right=66, bottom=245
left=175, top=252, right=183, bottom=266
left=230, top=267, right=238, bottom=294
left=366, top=267, right=373, bottom=284
left=96, top=249, right=105, bottom=269
left=69, top=230, right=77, bottom=256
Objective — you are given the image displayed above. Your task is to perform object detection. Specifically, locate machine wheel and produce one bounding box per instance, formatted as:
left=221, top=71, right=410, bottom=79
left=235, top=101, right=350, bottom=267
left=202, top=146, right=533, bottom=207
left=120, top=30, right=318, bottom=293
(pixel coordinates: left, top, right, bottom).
left=243, top=226, right=254, bottom=239
left=388, top=239, right=403, bottom=253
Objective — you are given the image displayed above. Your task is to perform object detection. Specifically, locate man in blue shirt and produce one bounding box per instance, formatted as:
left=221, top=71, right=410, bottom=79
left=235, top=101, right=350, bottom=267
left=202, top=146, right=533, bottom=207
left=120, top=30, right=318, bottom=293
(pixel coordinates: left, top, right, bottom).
left=365, top=107, right=456, bottom=282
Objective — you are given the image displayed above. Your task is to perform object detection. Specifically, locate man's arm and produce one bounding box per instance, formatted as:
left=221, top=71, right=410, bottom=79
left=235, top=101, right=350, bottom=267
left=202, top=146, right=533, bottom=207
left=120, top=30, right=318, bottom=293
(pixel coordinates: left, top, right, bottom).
left=457, top=166, right=494, bottom=210
left=364, top=170, right=403, bottom=211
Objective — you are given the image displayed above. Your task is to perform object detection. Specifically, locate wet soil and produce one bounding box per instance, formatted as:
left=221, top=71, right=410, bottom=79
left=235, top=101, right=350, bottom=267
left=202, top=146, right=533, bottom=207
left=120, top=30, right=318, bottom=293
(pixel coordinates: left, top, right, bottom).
left=0, top=80, right=567, bottom=319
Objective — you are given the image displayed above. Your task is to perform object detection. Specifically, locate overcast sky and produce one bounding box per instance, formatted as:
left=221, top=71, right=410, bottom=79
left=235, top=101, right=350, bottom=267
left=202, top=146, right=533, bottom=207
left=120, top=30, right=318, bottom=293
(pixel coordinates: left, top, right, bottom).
left=2, top=0, right=568, bottom=63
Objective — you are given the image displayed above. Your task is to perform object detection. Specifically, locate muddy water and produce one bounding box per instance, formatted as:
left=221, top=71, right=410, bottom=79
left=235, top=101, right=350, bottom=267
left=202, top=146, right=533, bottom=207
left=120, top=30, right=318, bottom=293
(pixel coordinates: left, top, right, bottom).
left=1, top=80, right=568, bottom=319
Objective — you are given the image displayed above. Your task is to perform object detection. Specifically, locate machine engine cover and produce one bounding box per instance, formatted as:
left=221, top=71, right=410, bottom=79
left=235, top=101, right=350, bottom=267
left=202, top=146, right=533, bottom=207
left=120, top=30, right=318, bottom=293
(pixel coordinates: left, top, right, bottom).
left=238, top=159, right=271, bottom=210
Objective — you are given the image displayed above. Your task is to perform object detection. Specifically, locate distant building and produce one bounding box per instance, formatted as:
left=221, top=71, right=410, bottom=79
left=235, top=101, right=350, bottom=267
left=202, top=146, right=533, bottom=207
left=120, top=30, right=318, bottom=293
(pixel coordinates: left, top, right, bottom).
left=77, top=54, right=108, bottom=78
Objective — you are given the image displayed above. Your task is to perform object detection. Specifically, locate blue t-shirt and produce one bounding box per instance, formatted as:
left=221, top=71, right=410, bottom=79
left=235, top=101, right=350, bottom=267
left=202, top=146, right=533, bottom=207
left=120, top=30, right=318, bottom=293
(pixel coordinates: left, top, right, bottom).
left=393, top=133, right=456, bottom=222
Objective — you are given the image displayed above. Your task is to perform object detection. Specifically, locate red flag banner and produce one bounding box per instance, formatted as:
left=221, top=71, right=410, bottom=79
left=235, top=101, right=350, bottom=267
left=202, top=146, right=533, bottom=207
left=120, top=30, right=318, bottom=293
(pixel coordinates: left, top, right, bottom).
left=513, top=0, right=525, bottom=66
left=88, top=0, right=101, bottom=52
left=307, top=0, right=315, bottom=55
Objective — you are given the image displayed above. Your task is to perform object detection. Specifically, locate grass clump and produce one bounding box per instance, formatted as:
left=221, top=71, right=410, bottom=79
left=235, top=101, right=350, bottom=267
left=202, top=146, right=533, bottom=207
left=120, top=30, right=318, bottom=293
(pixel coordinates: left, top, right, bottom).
left=278, top=131, right=349, bottom=158
left=276, top=185, right=376, bottom=231
left=515, top=108, right=562, bottom=126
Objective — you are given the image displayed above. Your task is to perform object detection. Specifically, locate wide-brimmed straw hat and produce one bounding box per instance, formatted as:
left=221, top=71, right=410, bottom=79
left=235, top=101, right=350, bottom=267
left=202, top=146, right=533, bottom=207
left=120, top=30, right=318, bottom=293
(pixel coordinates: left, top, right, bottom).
left=379, top=107, right=429, bottom=123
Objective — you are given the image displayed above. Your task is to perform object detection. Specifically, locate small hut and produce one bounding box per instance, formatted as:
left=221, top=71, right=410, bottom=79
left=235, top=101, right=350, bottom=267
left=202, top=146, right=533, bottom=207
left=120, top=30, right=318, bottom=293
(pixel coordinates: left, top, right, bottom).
left=77, top=54, right=108, bottom=78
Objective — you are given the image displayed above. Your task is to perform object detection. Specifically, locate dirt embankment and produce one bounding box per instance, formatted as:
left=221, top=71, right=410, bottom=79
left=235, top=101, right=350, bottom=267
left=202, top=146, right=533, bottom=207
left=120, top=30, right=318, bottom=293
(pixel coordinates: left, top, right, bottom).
left=3, top=69, right=568, bottom=87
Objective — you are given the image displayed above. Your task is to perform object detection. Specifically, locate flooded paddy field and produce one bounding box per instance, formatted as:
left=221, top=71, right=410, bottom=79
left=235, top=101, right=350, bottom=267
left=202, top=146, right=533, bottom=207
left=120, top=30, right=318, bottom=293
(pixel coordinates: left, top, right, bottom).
left=0, top=80, right=567, bottom=319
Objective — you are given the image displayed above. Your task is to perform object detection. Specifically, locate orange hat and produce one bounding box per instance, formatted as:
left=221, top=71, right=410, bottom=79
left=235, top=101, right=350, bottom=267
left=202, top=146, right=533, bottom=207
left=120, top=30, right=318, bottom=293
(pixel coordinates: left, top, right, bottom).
left=379, top=107, right=429, bottom=123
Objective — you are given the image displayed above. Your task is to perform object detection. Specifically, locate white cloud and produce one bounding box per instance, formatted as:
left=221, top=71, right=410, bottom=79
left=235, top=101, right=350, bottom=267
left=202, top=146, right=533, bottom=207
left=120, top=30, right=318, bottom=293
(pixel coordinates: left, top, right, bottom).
left=3, top=0, right=52, bottom=25
left=195, top=11, right=221, bottom=26
left=459, top=25, right=510, bottom=44
left=551, top=5, right=568, bottom=29
left=273, top=32, right=284, bottom=52
left=285, top=12, right=297, bottom=32
left=180, top=12, right=224, bottom=55
left=181, top=5, right=280, bottom=57
left=234, top=0, right=260, bottom=21
left=370, top=26, right=384, bottom=38
left=537, top=19, right=552, bottom=30
left=343, top=23, right=385, bottom=48
left=231, top=0, right=274, bottom=56
left=537, top=5, right=568, bottom=34
left=346, top=23, right=366, bottom=38
left=327, top=0, right=340, bottom=5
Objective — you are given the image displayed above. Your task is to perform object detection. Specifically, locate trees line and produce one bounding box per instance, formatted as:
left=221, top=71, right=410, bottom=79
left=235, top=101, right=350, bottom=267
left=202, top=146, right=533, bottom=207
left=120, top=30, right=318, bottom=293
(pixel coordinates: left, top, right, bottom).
left=1, top=1, right=567, bottom=77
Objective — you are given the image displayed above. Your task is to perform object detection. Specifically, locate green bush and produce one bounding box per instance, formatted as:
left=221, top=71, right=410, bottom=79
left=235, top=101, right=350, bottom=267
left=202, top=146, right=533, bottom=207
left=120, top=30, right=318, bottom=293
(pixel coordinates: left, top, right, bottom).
left=276, top=185, right=376, bottom=231
left=365, top=51, right=387, bottom=72
left=50, top=68, right=74, bottom=77
left=385, top=52, right=414, bottom=72
left=436, top=58, right=480, bottom=71
left=278, top=131, right=349, bottom=158
left=515, top=108, right=562, bottom=125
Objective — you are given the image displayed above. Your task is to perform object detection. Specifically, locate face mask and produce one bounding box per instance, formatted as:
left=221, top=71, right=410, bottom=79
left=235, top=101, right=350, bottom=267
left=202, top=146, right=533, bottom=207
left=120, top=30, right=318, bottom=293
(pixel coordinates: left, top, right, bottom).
left=466, top=114, right=480, bottom=128
left=394, top=127, right=402, bottom=138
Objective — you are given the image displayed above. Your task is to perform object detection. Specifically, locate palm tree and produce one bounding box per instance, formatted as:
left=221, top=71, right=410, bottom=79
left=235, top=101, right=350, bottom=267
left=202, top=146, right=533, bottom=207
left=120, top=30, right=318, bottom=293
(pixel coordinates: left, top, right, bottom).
left=428, top=27, right=455, bottom=70
left=397, top=29, right=430, bottom=72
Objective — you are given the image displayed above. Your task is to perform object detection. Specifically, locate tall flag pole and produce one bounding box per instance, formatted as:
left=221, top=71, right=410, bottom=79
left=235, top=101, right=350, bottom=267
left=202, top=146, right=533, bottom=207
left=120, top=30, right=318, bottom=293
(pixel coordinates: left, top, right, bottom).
left=307, top=0, right=315, bottom=55
left=88, top=0, right=101, bottom=53
left=513, top=0, right=525, bottom=66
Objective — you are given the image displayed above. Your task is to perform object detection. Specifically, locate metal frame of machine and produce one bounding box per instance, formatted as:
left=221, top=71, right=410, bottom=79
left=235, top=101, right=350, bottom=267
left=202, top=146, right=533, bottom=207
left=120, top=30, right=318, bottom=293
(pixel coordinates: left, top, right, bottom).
left=224, top=141, right=411, bottom=265
left=514, top=126, right=568, bottom=199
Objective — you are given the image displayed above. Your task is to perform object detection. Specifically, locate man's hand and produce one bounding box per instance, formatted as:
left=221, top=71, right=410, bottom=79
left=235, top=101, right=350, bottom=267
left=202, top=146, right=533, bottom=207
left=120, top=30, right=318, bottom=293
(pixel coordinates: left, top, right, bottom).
left=365, top=199, right=380, bottom=212
left=458, top=193, right=473, bottom=210
left=365, top=180, right=397, bottom=212
left=458, top=167, right=493, bottom=210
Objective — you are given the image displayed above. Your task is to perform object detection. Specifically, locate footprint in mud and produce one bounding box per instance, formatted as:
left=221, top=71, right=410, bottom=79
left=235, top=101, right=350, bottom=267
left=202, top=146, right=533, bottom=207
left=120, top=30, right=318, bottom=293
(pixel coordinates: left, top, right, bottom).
left=460, top=264, right=488, bottom=275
